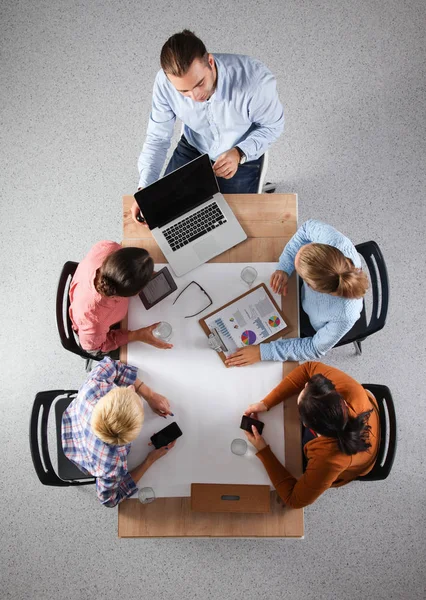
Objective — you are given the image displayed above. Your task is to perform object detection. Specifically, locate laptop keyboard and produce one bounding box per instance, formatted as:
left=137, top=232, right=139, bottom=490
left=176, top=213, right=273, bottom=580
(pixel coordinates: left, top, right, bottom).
left=163, top=202, right=227, bottom=252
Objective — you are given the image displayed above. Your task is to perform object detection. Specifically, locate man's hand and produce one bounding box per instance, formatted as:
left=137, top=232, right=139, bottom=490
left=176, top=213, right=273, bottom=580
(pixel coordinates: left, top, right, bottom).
left=131, top=199, right=148, bottom=227
left=128, top=324, right=173, bottom=349
left=225, top=345, right=261, bottom=367
left=244, top=401, right=268, bottom=416
left=146, top=440, right=176, bottom=465
left=146, top=391, right=173, bottom=418
left=244, top=425, right=267, bottom=452
left=270, top=270, right=289, bottom=295
left=213, top=148, right=240, bottom=179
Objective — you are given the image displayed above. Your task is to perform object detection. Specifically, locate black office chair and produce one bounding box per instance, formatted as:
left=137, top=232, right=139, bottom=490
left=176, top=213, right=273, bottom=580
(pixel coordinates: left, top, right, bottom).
left=29, top=390, right=96, bottom=487
left=56, top=261, right=120, bottom=369
left=358, top=384, right=397, bottom=481
left=257, top=151, right=276, bottom=194
left=56, top=261, right=98, bottom=363
left=299, top=241, right=389, bottom=355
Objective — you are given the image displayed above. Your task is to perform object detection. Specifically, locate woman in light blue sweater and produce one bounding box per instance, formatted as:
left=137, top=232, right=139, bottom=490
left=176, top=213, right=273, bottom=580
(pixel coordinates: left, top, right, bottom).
left=226, top=219, right=369, bottom=366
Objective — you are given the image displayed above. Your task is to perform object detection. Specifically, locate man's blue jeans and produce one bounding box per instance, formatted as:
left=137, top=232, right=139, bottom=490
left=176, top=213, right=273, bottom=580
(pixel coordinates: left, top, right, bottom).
left=164, top=136, right=262, bottom=194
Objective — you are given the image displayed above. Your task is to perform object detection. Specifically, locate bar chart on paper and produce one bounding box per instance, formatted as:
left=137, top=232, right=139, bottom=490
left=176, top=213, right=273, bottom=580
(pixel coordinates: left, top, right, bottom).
left=204, top=284, right=288, bottom=356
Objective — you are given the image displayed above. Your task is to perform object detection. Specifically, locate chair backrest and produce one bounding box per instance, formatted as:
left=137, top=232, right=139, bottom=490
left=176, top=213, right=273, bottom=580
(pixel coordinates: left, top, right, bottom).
left=29, top=390, right=96, bottom=487
left=357, top=241, right=389, bottom=338
left=358, top=384, right=397, bottom=481
left=56, top=261, right=96, bottom=360
left=340, top=241, right=389, bottom=345
left=257, top=151, right=269, bottom=194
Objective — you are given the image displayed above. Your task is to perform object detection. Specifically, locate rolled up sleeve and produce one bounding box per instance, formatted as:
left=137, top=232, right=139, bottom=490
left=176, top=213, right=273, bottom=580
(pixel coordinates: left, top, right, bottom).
left=237, top=70, right=284, bottom=162
left=78, top=327, right=129, bottom=354
left=89, top=357, right=138, bottom=387
left=260, top=316, right=356, bottom=362
left=138, top=73, right=176, bottom=188
left=96, top=471, right=137, bottom=508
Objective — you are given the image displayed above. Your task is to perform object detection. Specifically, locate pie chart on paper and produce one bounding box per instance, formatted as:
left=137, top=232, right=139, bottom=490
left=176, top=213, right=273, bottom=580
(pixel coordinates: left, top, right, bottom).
left=268, top=316, right=281, bottom=328
left=241, top=330, right=257, bottom=345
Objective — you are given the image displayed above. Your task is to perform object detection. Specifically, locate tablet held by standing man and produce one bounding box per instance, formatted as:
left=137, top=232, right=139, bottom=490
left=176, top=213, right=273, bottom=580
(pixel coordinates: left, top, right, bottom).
left=131, top=29, right=285, bottom=223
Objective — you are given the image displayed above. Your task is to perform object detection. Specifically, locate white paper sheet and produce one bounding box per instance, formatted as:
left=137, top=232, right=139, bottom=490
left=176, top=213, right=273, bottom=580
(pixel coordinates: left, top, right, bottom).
left=127, top=263, right=286, bottom=498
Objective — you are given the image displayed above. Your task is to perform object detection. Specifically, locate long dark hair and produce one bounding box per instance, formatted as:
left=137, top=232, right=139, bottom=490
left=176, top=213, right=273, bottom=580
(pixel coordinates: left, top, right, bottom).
left=96, top=247, right=154, bottom=298
left=298, top=374, right=372, bottom=455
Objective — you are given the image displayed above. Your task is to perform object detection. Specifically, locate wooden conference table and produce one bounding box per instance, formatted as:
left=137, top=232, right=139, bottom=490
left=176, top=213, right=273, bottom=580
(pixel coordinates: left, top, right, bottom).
left=118, top=193, right=303, bottom=537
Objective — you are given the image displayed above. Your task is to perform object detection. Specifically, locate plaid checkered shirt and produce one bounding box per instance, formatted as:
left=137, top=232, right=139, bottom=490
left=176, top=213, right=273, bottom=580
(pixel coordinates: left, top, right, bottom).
left=61, top=357, right=138, bottom=507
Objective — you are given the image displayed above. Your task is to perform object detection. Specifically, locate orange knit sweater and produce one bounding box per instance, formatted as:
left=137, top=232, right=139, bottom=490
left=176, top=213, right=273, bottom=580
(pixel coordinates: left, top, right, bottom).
left=256, top=362, right=379, bottom=509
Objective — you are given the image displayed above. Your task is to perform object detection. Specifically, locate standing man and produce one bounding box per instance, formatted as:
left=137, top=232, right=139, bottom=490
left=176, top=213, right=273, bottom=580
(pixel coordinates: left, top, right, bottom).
left=131, top=29, right=284, bottom=223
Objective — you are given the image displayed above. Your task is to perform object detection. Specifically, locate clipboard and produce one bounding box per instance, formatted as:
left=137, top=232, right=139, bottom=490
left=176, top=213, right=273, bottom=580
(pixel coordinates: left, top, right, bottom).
left=199, top=283, right=291, bottom=366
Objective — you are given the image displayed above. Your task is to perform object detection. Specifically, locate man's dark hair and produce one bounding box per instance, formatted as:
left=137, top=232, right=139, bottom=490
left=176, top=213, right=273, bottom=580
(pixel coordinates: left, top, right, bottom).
left=298, top=374, right=372, bottom=455
left=96, top=247, right=154, bottom=298
left=160, top=29, right=209, bottom=77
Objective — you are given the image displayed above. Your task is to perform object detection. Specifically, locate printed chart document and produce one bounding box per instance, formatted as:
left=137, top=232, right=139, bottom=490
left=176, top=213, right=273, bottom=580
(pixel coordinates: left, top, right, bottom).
left=204, top=285, right=288, bottom=357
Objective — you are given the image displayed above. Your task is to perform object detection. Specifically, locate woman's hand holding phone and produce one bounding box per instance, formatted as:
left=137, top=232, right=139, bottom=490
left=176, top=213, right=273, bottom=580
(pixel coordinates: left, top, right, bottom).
left=244, top=426, right=267, bottom=452
left=146, top=440, right=176, bottom=465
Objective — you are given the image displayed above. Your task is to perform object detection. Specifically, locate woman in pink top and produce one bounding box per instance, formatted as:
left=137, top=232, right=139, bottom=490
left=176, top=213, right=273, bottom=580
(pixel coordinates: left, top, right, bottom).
left=69, top=241, right=173, bottom=353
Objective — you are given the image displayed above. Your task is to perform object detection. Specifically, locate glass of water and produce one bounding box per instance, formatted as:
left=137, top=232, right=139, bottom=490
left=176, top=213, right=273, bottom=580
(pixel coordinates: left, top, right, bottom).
left=240, top=266, right=258, bottom=288
left=138, top=487, right=156, bottom=504
left=231, top=438, right=248, bottom=456
left=153, top=321, right=173, bottom=342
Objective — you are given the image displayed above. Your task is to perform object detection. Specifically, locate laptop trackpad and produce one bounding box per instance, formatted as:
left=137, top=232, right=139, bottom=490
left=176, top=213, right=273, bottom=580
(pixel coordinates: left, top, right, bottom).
left=193, top=237, right=221, bottom=261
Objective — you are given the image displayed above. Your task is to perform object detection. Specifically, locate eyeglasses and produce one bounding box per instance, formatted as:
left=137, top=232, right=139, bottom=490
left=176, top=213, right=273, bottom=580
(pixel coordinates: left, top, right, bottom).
left=172, top=281, right=213, bottom=318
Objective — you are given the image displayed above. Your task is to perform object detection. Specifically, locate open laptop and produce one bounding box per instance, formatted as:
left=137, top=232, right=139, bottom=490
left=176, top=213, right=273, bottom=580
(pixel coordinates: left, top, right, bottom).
left=134, top=154, right=247, bottom=277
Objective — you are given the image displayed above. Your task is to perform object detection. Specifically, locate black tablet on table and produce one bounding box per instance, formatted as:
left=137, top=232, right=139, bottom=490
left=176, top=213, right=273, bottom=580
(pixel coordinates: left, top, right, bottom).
left=139, top=267, right=177, bottom=309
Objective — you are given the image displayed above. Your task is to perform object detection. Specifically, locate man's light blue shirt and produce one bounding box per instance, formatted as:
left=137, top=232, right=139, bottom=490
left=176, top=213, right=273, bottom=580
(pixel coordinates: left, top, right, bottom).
left=138, top=54, right=285, bottom=188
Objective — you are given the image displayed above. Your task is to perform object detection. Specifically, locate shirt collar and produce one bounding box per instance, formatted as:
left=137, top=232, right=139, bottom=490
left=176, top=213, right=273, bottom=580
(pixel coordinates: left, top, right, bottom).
left=207, top=54, right=225, bottom=102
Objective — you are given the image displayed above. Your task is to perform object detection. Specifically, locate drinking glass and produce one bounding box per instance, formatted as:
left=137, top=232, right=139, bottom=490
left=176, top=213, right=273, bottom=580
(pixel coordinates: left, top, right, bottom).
left=240, top=266, right=258, bottom=288
left=138, top=487, right=156, bottom=504
left=153, top=321, right=173, bottom=342
left=231, top=438, right=248, bottom=456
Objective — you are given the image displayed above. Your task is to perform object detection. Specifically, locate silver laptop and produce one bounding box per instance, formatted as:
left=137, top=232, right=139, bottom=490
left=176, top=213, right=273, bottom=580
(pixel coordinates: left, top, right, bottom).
left=134, top=154, right=247, bottom=277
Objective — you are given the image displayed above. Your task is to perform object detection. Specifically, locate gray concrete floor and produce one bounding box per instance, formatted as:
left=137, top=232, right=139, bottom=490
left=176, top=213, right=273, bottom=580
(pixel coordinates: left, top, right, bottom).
left=1, top=1, right=425, bottom=599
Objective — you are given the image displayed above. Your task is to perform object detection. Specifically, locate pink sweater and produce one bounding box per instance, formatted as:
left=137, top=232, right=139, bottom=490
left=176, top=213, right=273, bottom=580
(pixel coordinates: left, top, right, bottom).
left=69, top=241, right=129, bottom=352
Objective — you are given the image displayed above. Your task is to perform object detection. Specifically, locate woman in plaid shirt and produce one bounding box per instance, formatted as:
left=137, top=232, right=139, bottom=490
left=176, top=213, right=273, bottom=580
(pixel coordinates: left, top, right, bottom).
left=62, top=357, right=176, bottom=507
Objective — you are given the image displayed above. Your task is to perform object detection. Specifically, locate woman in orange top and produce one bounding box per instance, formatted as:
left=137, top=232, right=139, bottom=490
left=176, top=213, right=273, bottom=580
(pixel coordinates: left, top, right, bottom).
left=244, top=362, right=380, bottom=509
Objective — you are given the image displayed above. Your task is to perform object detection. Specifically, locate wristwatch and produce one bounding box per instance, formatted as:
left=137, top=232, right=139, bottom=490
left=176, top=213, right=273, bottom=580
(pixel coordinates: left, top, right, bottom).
left=235, top=146, right=247, bottom=165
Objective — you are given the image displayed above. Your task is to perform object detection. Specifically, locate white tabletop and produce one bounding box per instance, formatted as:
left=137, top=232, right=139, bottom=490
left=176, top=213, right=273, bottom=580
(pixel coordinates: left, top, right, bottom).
left=127, top=263, right=286, bottom=498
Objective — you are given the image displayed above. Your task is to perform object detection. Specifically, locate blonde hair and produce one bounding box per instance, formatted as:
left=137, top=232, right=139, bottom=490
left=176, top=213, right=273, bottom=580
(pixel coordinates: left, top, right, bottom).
left=91, top=387, right=144, bottom=446
left=297, top=243, right=369, bottom=299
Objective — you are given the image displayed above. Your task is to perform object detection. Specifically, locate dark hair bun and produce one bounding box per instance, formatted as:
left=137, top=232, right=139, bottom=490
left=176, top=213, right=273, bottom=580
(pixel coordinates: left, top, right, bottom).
left=97, top=275, right=118, bottom=297
left=97, top=246, right=154, bottom=298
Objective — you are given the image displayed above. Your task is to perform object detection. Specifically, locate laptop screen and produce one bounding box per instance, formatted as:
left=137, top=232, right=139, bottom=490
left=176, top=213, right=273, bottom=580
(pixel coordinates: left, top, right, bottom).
left=134, top=154, right=220, bottom=229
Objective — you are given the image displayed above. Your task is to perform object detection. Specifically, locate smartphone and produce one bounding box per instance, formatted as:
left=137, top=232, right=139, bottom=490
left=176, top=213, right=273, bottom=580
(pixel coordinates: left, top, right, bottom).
left=150, top=421, right=183, bottom=449
left=240, top=415, right=265, bottom=436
